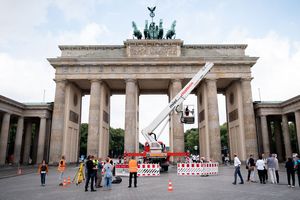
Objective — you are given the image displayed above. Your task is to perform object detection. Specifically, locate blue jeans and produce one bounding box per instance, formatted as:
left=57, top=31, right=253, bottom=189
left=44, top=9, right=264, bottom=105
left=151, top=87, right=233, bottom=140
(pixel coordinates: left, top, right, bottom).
left=104, top=176, right=112, bottom=189
left=40, top=173, right=46, bottom=185
left=233, top=166, right=244, bottom=183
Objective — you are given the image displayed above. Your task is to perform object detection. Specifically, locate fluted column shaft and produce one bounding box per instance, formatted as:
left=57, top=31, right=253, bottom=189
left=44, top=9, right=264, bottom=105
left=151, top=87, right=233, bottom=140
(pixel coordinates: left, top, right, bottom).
left=206, top=79, right=221, bottom=162
left=282, top=115, right=292, bottom=158
left=260, top=115, right=270, bottom=155
left=37, top=117, right=47, bottom=163
left=0, top=113, right=11, bottom=165
left=125, top=79, right=139, bottom=153
left=49, top=80, right=66, bottom=164
left=241, top=78, right=258, bottom=156
left=295, top=111, right=300, bottom=153
left=87, top=80, right=101, bottom=156
left=14, top=116, right=24, bottom=163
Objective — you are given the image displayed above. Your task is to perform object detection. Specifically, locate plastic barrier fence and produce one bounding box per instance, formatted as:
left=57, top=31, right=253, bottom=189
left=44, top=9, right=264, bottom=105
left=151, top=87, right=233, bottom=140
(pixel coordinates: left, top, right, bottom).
left=177, top=163, right=219, bottom=176
left=115, top=163, right=160, bottom=177
left=137, top=164, right=160, bottom=177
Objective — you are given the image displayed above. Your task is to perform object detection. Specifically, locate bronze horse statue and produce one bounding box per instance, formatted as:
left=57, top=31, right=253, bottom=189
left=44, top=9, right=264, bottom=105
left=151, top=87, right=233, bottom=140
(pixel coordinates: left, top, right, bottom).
left=166, top=20, right=176, bottom=39
left=132, top=21, right=142, bottom=39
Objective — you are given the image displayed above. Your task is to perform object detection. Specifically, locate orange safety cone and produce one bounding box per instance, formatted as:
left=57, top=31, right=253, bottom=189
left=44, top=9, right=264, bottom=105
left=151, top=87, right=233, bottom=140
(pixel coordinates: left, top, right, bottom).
left=63, top=178, right=67, bottom=187
left=168, top=179, right=173, bottom=192
left=67, top=176, right=71, bottom=185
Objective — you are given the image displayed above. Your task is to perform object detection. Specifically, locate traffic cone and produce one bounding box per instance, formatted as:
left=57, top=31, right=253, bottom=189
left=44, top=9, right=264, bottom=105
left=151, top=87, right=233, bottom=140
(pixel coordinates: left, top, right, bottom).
left=168, top=180, right=173, bottom=192
left=63, top=178, right=67, bottom=187
left=67, top=176, right=71, bottom=185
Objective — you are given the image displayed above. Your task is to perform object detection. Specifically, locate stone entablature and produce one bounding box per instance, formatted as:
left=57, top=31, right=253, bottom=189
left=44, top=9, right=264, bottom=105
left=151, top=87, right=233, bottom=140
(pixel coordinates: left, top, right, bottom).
left=0, top=95, right=53, bottom=118
left=57, top=39, right=251, bottom=59
left=254, top=95, right=300, bottom=116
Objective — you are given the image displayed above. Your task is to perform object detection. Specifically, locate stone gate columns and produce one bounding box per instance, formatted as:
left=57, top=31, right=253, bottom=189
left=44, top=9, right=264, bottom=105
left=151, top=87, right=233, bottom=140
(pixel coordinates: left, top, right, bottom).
left=0, top=113, right=11, bottom=165
left=295, top=110, right=300, bottom=153
left=241, top=78, right=258, bottom=157
left=37, top=117, right=47, bottom=163
left=169, top=79, right=184, bottom=154
left=206, top=79, right=221, bottom=162
left=87, top=80, right=101, bottom=156
left=49, top=80, right=66, bottom=164
left=260, top=115, right=270, bottom=155
left=125, top=79, right=139, bottom=153
left=274, top=120, right=283, bottom=161
left=282, top=114, right=292, bottom=157
left=23, top=122, right=32, bottom=164
left=14, top=116, right=24, bottom=163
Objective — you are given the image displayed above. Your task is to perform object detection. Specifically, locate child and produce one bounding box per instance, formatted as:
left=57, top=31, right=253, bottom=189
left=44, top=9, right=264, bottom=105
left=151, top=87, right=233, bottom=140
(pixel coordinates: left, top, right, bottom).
left=38, top=160, right=48, bottom=186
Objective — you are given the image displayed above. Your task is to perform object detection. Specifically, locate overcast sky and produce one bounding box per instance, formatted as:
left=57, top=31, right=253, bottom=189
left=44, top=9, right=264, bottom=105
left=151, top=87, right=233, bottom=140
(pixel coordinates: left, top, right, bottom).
left=0, top=0, right=299, bottom=145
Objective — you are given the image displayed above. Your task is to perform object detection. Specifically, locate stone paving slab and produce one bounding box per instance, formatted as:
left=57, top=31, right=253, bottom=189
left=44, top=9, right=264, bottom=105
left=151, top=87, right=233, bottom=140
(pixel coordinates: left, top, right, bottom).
left=0, top=165, right=299, bottom=200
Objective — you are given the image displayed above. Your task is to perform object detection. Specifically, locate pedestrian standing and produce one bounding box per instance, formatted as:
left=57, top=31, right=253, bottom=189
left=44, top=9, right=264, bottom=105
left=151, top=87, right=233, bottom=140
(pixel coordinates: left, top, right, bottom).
left=38, top=160, right=48, bottom=186
left=247, top=155, right=255, bottom=182
left=85, top=155, right=96, bottom=192
left=232, top=153, right=244, bottom=185
left=103, top=157, right=113, bottom=190
left=274, top=154, right=279, bottom=184
left=57, top=155, right=66, bottom=186
left=256, top=155, right=266, bottom=184
left=96, top=158, right=103, bottom=188
left=262, top=153, right=268, bottom=182
left=285, top=157, right=295, bottom=187
left=93, top=158, right=98, bottom=188
left=295, top=155, right=300, bottom=187
left=128, top=156, right=138, bottom=188
left=267, top=154, right=277, bottom=184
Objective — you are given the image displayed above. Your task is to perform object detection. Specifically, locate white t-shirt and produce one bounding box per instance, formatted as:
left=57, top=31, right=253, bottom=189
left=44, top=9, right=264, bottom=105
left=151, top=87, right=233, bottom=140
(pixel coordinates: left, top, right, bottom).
left=234, top=156, right=241, bottom=167
left=256, top=159, right=265, bottom=170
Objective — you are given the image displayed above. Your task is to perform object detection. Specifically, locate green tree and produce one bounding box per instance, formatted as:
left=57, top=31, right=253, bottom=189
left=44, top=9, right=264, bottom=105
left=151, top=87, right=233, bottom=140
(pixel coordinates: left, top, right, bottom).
left=109, top=127, right=124, bottom=158
left=79, top=123, right=88, bottom=156
left=289, top=122, right=298, bottom=153
left=220, top=123, right=228, bottom=149
left=184, top=128, right=199, bottom=154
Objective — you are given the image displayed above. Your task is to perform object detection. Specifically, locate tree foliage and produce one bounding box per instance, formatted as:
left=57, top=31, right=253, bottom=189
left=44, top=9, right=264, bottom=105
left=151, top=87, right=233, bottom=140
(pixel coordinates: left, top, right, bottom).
left=184, top=128, right=199, bottom=154
left=109, top=127, right=124, bottom=158
left=79, top=123, right=88, bottom=156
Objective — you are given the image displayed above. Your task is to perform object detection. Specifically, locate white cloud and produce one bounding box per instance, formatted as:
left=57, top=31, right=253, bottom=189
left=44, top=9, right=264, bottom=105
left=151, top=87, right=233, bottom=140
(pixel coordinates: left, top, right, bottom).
left=0, top=53, right=55, bottom=103
left=57, top=23, right=110, bottom=45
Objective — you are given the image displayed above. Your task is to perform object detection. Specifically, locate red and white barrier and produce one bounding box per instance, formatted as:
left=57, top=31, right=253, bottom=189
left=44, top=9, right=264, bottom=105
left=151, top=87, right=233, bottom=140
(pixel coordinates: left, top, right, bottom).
left=177, top=163, right=218, bottom=176
left=115, top=163, right=160, bottom=177
left=137, top=164, right=160, bottom=177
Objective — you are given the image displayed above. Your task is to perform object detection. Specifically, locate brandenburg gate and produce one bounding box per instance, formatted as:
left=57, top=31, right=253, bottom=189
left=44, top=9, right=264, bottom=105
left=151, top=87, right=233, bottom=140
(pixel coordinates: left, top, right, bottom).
left=48, top=39, right=258, bottom=164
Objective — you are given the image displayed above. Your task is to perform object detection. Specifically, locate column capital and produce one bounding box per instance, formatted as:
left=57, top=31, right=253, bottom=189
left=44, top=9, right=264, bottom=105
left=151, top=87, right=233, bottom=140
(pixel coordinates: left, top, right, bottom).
left=205, top=78, right=217, bottom=83
left=90, top=79, right=102, bottom=83
left=53, top=79, right=67, bottom=84
left=240, top=77, right=253, bottom=82
left=170, top=79, right=182, bottom=84
left=125, top=78, right=137, bottom=83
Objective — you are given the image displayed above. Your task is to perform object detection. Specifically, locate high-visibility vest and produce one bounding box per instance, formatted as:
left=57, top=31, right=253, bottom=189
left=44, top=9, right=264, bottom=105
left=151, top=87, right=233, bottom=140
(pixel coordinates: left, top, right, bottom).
left=58, top=159, right=66, bottom=172
left=128, top=159, right=138, bottom=173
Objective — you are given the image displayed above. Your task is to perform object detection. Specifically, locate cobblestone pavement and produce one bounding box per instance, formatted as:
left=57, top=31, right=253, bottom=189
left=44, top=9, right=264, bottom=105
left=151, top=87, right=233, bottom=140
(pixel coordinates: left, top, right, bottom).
left=0, top=164, right=299, bottom=200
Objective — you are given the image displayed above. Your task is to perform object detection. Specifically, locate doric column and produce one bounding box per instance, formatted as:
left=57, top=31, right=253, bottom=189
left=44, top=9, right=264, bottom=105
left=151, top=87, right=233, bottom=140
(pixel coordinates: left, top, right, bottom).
left=125, top=79, right=139, bottom=153
left=36, top=117, right=47, bottom=163
left=87, top=79, right=101, bottom=156
left=169, top=79, right=184, bottom=154
left=295, top=110, right=300, bottom=153
left=0, top=113, right=11, bottom=165
left=241, top=78, right=258, bottom=157
left=282, top=114, right=292, bottom=158
left=49, top=80, right=66, bottom=164
left=260, top=115, right=270, bottom=155
left=274, top=119, right=283, bottom=161
left=23, top=121, right=32, bottom=164
left=14, top=116, right=24, bottom=164
left=206, top=79, right=221, bottom=162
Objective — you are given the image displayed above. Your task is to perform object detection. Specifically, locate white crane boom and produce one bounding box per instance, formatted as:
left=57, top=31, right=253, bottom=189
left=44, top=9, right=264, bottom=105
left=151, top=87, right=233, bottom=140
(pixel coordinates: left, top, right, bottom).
left=141, top=62, right=214, bottom=150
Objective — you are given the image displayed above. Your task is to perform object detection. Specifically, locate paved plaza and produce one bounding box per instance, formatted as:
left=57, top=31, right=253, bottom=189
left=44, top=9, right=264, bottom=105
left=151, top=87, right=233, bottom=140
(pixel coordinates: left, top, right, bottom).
left=0, top=164, right=299, bottom=200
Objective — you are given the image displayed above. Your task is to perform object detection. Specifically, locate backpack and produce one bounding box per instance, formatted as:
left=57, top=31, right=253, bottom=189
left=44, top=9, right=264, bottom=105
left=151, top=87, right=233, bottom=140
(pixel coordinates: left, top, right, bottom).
left=112, top=176, right=122, bottom=184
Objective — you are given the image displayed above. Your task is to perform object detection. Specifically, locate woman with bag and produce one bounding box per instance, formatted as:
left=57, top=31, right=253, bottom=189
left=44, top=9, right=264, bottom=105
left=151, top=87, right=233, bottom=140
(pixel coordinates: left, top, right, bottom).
left=38, top=160, right=48, bottom=186
left=103, top=157, right=113, bottom=190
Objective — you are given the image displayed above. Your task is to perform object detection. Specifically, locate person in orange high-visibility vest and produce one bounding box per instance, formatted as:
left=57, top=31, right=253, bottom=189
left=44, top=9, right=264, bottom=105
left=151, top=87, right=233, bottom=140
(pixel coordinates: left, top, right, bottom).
left=57, top=155, right=66, bottom=186
left=128, top=156, right=138, bottom=188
